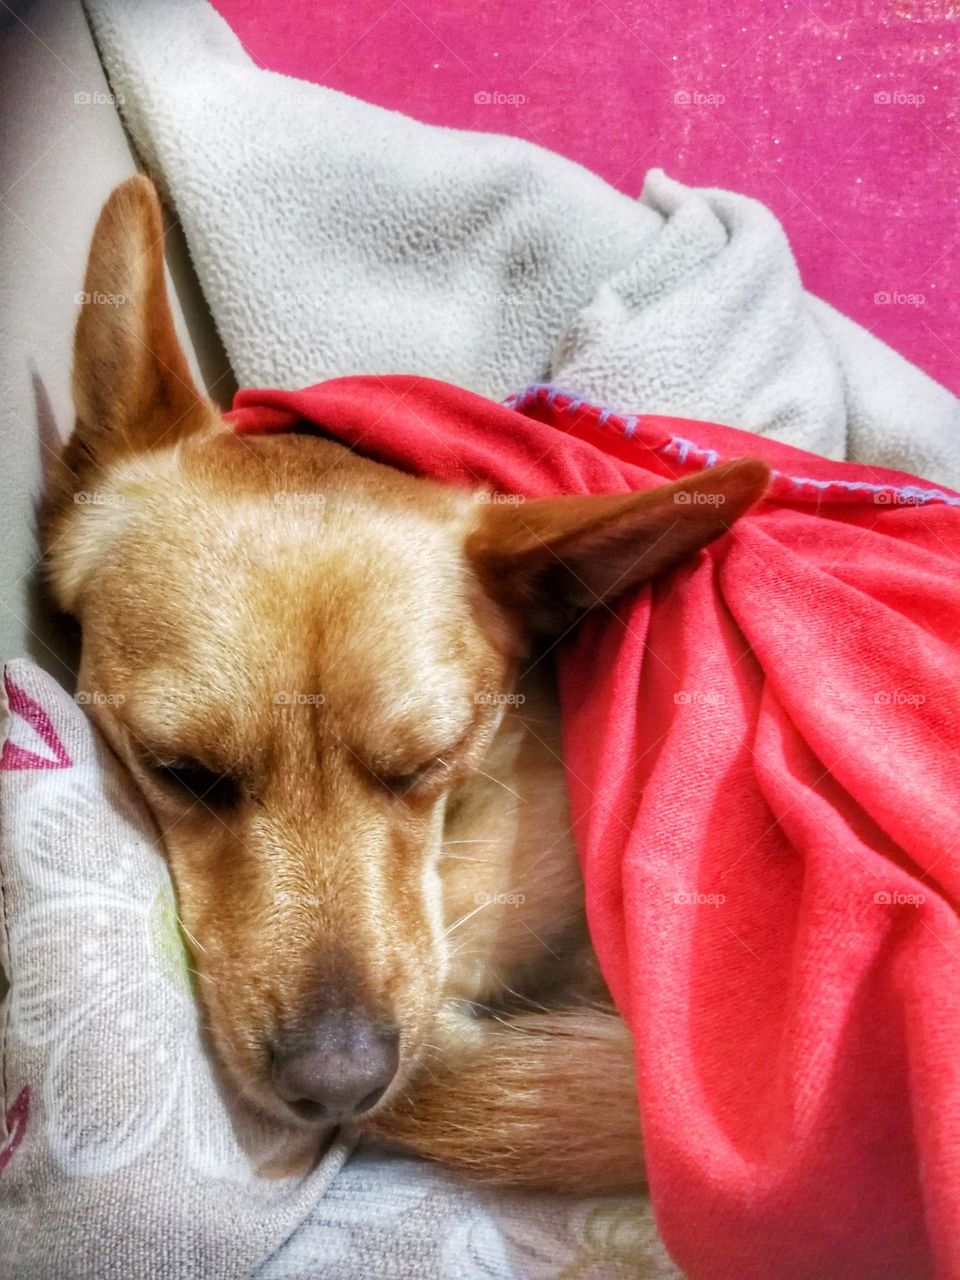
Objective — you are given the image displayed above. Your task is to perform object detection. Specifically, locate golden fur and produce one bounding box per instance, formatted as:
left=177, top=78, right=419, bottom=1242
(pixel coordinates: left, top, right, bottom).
left=44, top=177, right=769, bottom=1193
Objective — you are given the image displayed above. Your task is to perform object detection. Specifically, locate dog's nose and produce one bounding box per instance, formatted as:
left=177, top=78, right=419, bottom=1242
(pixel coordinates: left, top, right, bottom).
left=271, top=1013, right=399, bottom=1120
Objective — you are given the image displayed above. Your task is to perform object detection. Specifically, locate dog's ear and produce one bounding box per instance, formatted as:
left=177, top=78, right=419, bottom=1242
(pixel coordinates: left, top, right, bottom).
left=61, top=175, right=210, bottom=482
left=467, top=460, right=770, bottom=634
left=42, top=176, right=215, bottom=612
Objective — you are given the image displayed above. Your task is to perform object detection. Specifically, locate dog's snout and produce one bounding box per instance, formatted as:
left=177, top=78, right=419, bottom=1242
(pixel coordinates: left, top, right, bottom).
left=271, top=1012, right=400, bottom=1121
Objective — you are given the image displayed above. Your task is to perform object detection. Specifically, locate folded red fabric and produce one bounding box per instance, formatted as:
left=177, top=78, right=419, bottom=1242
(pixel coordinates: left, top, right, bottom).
left=229, top=376, right=960, bottom=1280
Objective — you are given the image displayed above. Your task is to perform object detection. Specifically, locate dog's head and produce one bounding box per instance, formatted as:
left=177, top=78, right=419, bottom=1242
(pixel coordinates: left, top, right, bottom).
left=44, top=177, right=768, bottom=1127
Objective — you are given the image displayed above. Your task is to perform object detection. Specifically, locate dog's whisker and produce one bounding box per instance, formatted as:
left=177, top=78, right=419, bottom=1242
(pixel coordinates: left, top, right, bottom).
left=444, top=942, right=489, bottom=964
left=471, top=768, right=527, bottom=803
left=177, top=913, right=207, bottom=954
left=443, top=895, right=502, bottom=937
left=500, top=984, right=553, bottom=1012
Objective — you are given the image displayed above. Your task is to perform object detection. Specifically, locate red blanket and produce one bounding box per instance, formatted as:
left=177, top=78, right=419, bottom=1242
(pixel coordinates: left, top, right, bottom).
left=228, top=376, right=960, bottom=1280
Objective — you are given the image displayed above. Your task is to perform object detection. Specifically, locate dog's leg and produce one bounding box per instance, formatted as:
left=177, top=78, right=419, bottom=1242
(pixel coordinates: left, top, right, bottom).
left=364, top=1005, right=644, bottom=1194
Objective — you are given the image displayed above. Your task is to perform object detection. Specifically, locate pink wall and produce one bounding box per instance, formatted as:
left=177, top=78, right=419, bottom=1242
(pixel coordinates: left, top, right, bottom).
left=213, top=1, right=960, bottom=394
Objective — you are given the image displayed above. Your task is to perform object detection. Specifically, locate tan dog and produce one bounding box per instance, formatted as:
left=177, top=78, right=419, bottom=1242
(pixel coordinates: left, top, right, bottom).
left=43, top=177, right=768, bottom=1194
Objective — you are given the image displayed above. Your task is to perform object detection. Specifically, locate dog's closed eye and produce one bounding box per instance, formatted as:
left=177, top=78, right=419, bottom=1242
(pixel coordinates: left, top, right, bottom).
left=380, top=760, right=443, bottom=796
left=379, top=753, right=461, bottom=798
left=377, top=725, right=474, bottom=797
left=150, top=758, right=241, bottom=808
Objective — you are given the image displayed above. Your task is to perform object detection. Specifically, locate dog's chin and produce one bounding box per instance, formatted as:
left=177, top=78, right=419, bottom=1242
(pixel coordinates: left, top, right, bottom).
left=234, top=1073, right=405, bottom=1134
left=244, top=1078, right=328, bottom=1129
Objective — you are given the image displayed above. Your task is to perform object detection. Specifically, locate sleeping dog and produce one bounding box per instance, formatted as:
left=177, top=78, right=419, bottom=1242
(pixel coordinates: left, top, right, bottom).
left=43, top=177, right=767, bottom=1192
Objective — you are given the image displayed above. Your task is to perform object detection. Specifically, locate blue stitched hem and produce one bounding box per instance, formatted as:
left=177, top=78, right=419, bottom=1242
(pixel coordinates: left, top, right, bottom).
left=505, top=383, right=960, bottom=509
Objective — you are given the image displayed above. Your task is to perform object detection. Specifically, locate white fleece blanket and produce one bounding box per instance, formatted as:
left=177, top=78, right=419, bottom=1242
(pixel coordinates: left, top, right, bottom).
left=85, top=0, right=960, bottom=488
